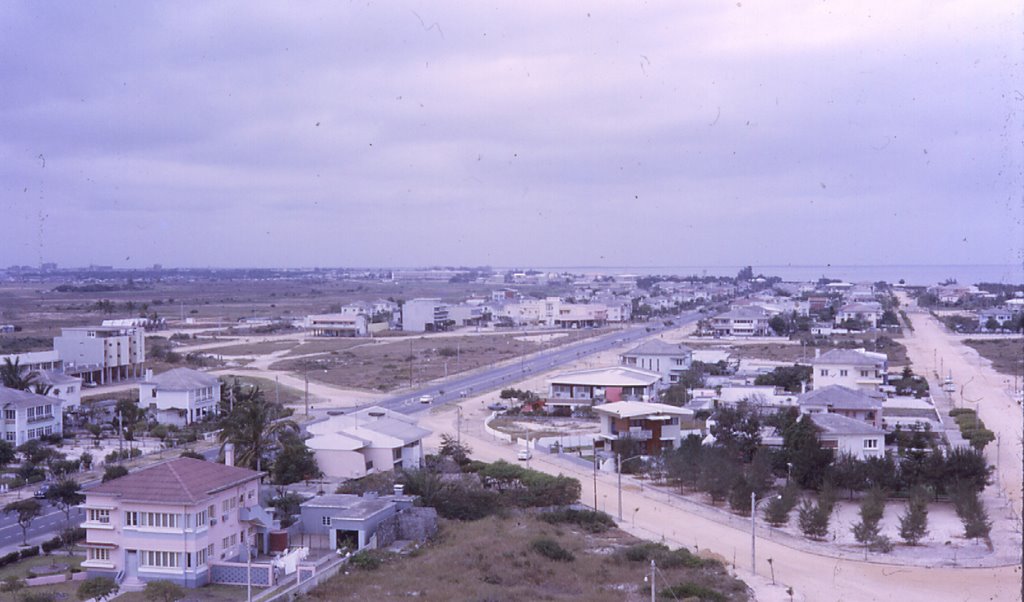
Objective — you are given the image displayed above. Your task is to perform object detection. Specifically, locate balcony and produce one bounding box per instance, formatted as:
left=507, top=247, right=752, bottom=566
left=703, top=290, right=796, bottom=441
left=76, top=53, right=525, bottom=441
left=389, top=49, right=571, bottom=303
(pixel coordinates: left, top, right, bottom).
left=27, top=414, right=55, bottom=424
left=609, top=428, right=652, bottom=441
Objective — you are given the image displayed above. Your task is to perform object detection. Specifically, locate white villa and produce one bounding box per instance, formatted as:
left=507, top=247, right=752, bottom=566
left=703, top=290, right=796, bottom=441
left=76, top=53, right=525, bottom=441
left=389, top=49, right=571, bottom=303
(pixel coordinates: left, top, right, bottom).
left=139, top=368, right=221, bottom=426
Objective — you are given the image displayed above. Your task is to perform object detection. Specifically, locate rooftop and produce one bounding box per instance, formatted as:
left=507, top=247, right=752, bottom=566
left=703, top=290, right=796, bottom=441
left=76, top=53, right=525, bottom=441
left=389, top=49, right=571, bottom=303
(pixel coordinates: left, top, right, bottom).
left=0, top=386, right=56, bottom=408
left=810, top=413, right=884, bottom=436
left=593, top=401, right=693, bottom=419
left=812, top=348, right=886, bottom=366
left=145, top=367, right=220, bottom=390
left=799, top=385, right=883, bottom=410
left=87, top=457, right=262, bottom=504
left=300, top=494, right=407, bottom=520
left=622, top=339, right=692, bottom=357
left=549, top=366, right=662, bottom=388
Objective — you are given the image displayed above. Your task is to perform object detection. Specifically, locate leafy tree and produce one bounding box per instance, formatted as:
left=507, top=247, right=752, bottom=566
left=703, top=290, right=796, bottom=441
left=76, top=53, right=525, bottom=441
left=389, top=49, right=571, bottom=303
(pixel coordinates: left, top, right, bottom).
left=438, top=433, right=472, bottom=466
left=754, top=365, right=812, bottom=394
left=0, top=441, right=15, bottom=470
left=46, top=478, right=85, bottom=527
left=951, top=485, right=991, bottom=544
left=217, top=385, right=297, bottom=471
left=898, top=486, right=930, bottom=546
left=943, top=446, right=992, bottom=493
left=783, top=415, right=832, bottom=489
left=143, top=579, right=185, bottom=602
left=851, top=487, right=887, bottom=557
left=984, top=317, right=1000, bottom=331
left=665, top=435, right=703, bottom=491
left=0, top=358, right=32, bottom=390
left=79, top=451, right=93, bottom=471
left=4, top=499, right=41, bottom=545
left=710, top=404, right=761, bottom=462
left=797, top=498, right=830, bottom=540
left=77, top=576, right=119, bottom=601
left=879, top=310, right=900, bottom=326
left=768, top=315, right=789, bottom=335
left=698, top=448, right=739, bottom=503
left=829, top=453, right=867, bottom=499
left=17, top=440, right=57, bottom=465
left=728, top=476, right=753, bottom=514
left=179, top=449, right=205, bottom=460
left=271, top=431, right=321, bottom=485
left=102, top=465, right=129, bottom=482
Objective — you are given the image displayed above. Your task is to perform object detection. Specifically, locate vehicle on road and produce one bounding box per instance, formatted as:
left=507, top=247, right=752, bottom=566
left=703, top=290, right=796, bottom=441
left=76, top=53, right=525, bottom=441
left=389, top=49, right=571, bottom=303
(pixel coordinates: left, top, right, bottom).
left=418, top=394, right=433, bottom=404
left=34, top=484, right=51, bottom=499
left=486, top=402, right=508, bottom=411
left=517, top=449, right=532, bottom=461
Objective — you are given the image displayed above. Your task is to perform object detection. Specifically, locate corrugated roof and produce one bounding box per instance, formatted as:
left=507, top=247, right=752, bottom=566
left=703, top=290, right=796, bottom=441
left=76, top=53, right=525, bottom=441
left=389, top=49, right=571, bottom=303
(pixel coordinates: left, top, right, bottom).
left=145, top=367, right=220, bottom=391
left=622, top=339, right=692, bottom=357
left=87, top=457, right=261, bottom=504
left=799, top=385, right=883, bottom=410
left=810, top=413, right=883, bottom=436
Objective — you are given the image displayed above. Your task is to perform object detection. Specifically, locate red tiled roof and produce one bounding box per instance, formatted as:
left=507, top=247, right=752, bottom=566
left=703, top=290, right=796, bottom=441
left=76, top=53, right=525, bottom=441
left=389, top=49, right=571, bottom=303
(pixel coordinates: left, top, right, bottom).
left=88, top=458, right=261, bottom=505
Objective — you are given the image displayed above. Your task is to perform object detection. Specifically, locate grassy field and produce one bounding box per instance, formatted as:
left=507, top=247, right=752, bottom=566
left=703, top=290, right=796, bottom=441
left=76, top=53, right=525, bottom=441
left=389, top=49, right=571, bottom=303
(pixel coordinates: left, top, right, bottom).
left=205, top=340, right=299, bottom=356
left=0, top=552, right=84, bottom=580
left=306, top=513, right=749, bottom=602
left=217, top=373, right=307, bottom=405
left=963, top=339, right=1024, bottom=376
left=269, top=330, right=609, bottom=392
left=115, top=583, right=261, bottom=601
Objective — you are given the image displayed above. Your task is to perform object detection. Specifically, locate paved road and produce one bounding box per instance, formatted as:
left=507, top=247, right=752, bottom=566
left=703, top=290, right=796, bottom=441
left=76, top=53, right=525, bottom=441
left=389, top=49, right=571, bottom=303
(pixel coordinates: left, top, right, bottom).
left=367, top=312, right=703, bottom=415
left=0, top=499, right=84, bottom=549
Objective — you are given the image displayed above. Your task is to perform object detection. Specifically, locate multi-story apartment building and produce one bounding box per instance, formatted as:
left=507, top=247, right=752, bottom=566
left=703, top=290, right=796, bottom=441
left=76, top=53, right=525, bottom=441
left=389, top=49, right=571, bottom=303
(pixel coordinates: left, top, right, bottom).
left=708, top=307, right=771, bottom=336
left=81, top=456, right=273, bottom=588
left=139, top=368, right=221, bottom=426
left=0, top=387, right=63, bottom=445
left=400, top=298, right=451, bottom=332
left=835, top=302, right=883, bottom=329
left=54, top=326, right=146, bottom=385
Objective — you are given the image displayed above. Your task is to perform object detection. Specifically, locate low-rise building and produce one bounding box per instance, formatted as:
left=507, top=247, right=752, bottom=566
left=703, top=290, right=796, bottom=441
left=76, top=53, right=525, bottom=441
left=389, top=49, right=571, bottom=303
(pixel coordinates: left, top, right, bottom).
left=811, top=348, right=887, bottom=392
left=708, top=307, right=771, bottom=337
left=54, top=325, right=146, bottom=385
left=799, top=384, right=884, bottom=428
left=619, top=340, right=693, bottom=385
left=809, top=413, right=884, bottom=460
left=0, top=386, right=63, bottom=445
left=546, top=366, right=662, bottom=409
left=81, top=456, right=273, bottom=588
left=139, top=368, right=221, bottom=426
left=593, top=401, right=695, bottom=455
left=401, top=298, right=451, bottom=332
left=298, top=492, right=436, bottom=552
left=305, top=407, right=430, bottom=479
left=835, top=302, right=883, bottom=329
left=30, top=370, right=82, bottom=410
left=303, top=313, right=369, bottom=337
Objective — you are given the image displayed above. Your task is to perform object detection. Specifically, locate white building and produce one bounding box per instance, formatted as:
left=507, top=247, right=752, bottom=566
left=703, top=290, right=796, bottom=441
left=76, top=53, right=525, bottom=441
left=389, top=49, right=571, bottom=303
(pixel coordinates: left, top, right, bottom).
left=811, top=348, right=887, bottom=392
left=139, top=368, right=221, bottom=426
left=305, top=407, right=430, bottom=479
left=304, top=313, right=369, bottom=337
left=31, top=370, right=82, bottom=410
left=799, top=384, right=884, bottom=429
left=809, top=413, right=884, bottom=460
left=54, top=326, right=146, bottom=385
left=619, top=340, right=693, bottom=385
left=0, top=387, right=63, bottom=445
left=546, top=366, right=662, bottom=409
left=835, top=302, right=883, bottom=329
left=401, top=299, right=451, bottom=332
left=708, top=307, right=771, bottom=337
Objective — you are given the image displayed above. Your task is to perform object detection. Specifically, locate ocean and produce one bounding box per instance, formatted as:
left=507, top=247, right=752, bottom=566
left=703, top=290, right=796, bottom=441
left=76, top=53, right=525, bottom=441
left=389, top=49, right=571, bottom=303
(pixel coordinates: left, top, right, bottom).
left=526, top=265, right=1024, bottom=286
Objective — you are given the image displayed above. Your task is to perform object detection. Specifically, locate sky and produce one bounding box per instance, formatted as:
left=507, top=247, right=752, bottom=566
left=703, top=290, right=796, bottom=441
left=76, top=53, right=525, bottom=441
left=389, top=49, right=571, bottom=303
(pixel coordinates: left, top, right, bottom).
left=1, top=1, right=1022, bottom=271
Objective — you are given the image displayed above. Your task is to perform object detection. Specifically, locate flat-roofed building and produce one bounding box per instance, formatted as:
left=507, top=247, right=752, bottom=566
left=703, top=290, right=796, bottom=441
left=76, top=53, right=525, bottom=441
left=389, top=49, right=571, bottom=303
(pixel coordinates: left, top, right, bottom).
left=54, top=325, right=145, bottom=385
left=304, top=313, right=369, bottom=337
left=594, top=401, right=695, bottom=455
left=401, top=298, right=451, bottom=332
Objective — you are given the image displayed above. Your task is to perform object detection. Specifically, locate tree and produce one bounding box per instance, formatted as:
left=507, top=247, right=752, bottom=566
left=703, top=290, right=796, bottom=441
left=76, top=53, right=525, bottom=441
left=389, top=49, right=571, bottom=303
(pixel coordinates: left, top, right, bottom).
left=45, top=478, right=85, bottom=527
left=797, top=498, right=830, bottom=540
left=851, top=487, right=886, bottom=558
left=0, top=358, right=32, bottom=391
left=102, top=465, right=129, bottom=482
left=763, top=483, right=799, bottom=527
left=754, top=365, right=812, bottom=394
left=984, top=317, right=1000, bottom=331
left=143, top=580, right=185, bottom=602
left=79, top=452, right=93, bottom=471
left=898, top=486, right=930, bottom=546
left=783, top=415, right=832, bottom=489
left=829, top=453, right=867, bottom=499
left=710, top=404, right=761, bottom=462
left=271, top=431, right=321, bottom=485
left=179, top=449, right=205, bottom=461
left=438, top=433, right=472, bottom=466
left=951, top=486, right=991, bottom=544
left=77, top=576, right=119, bottom=601
left=736, top=266, right=754, bottom=281
left=4, top=499, right=41, bottom=545
left=217, top=385, right=297, bottom=471
left=665, top=435, right=703, bottom=491
left=0, top=441, right=15, bottom=470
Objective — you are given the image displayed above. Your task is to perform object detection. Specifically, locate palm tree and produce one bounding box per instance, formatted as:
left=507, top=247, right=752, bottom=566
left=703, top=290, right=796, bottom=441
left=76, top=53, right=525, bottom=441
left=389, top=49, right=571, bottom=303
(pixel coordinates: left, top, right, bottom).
left=0, top=358, right=32, bottom=391
left=217, top=385, right=296, bottom=471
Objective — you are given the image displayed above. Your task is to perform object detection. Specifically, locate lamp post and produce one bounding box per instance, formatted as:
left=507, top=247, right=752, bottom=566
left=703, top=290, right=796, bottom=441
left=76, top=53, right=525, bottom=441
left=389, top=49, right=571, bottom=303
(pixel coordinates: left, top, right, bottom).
left=617, top=452, right=647, bottom=521
left=751, top=493, right=780, bottom=576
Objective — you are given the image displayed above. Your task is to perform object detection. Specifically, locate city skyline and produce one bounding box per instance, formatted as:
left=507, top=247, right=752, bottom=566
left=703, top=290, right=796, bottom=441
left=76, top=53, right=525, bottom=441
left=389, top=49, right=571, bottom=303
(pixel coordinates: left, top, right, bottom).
left=2, top=2, right=1022, bottom=269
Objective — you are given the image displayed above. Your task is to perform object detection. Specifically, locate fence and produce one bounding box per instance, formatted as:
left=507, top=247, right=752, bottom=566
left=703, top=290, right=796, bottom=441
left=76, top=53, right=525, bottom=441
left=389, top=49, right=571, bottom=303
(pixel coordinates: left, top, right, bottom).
left=209, top=561, right=275, bottom=586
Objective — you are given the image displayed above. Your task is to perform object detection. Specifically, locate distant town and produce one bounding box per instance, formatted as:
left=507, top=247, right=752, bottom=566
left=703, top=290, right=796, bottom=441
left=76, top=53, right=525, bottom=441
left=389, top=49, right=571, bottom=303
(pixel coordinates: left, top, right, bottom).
left=0, top=265, right=1020, bottom=601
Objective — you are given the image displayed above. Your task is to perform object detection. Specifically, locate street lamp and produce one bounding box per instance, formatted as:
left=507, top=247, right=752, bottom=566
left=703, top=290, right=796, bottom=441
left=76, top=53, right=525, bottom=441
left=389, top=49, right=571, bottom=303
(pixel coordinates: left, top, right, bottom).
left=617, top=452, right=647, bottom=521
left=751, top=493, right=780, bottom=576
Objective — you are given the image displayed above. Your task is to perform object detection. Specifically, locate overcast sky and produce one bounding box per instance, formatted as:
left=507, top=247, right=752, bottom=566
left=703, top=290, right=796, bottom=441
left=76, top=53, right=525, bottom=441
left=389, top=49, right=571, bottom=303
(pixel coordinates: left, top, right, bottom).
left=2, top=2, right=1022, bottom=271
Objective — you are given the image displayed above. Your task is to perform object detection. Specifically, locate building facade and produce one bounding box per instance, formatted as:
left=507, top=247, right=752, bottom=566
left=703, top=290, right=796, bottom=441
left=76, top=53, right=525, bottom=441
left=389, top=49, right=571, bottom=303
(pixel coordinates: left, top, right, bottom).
left=401, top=299, right=451, bottom=332
left=0, top=387, right=63, bottom=445
left=139, top=368, right=221, bottom=426
left=54, top=326, right=146, bottom=385
left=619, top=340, right=693, bottom=385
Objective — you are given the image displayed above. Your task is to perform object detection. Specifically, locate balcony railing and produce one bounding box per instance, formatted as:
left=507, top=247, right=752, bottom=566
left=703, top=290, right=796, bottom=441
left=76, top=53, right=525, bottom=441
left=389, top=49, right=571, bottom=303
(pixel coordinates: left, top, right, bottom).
left=610, top=429, right=652, bottom=441
left=27, top=414, right=55, bottom=423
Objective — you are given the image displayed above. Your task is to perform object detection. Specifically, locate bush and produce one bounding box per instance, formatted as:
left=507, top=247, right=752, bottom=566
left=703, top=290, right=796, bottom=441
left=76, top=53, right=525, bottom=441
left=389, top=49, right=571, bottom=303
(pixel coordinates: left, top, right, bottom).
left=349, top=550, right=387, bottom=571
left=659, top=582, right=726, bottom=601
left=19, top=547, right=39, bottom=560
left=0, top=551, right=20, bottom=568
left=539, top=509, right=616, bottom=533
left=41, top=536, right=63, bottom=553
left=530, top=537, right=574, bottom=562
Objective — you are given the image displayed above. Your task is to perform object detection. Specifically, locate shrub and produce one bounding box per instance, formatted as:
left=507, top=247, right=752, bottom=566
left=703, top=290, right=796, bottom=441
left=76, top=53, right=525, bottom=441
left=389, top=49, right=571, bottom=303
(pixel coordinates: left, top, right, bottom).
left=659, top=582, right=726, bottom=601
left=530, top=537, right=574, bottom=562
left=349, top=550, right=387, bottom=571
left=0, top=551, right=20, bottom=568
left=539, top=509, right=616, bottom=533
left=19, top=547, right=39, bottom=560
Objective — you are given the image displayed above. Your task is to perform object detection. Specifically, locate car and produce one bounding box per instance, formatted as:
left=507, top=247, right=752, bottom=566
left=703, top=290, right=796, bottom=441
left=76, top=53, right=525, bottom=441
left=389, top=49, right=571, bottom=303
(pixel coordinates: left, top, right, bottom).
left=486, top=402, right=508, bottom=411
left=34, top=484, right=51, bottom=499
left=517, top=449, right=532, bottom=461
left=418, top=394, right=433, bottom=404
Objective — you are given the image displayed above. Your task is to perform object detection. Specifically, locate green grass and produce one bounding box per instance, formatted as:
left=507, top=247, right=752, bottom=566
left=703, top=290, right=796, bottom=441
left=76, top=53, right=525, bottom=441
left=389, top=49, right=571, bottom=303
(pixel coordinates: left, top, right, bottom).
left=218, top=373, right=306, bottom=405
left=0, top=553, right=84, bottom=580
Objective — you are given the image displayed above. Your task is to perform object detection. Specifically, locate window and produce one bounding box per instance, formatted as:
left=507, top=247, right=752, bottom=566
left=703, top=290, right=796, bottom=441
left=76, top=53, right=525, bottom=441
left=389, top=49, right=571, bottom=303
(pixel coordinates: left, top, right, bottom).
left=196, top=547, right=207, bottom=566
left=864, top=439, right=878, bottom=449
left=208, top=543, right=215, bottom=557
left=860, top=370, right=870, bottom=377
left=222, top=500, right=229, bottom=513
left=139, top=512, right=178, bottom=528
left=229, top=534, right=237, bottom=546
left=229, top=497, right=237, bottom=509
left=125, top=511, right=139, bottom=527
left=222, top=537, right=230, bottom=549
left=151, top=389, right=157, bottom=398
left=839, top=369, right=848, bottom=377
left=88, top=509, right=110, bottom=524
left=247, top=490, right=254, bottom=500
left=819, top=369, right=828, bottom=376
left=196, top=509, right=207, bottom=525
left=2, top=410, right=13, bottom=421
left=4, top=433, right=14, bottom=442
left=142, top=550, right=180, bottom=568
left=322, top=516, right=332, bottom=526
left=88, top=548, right=110, bottom=562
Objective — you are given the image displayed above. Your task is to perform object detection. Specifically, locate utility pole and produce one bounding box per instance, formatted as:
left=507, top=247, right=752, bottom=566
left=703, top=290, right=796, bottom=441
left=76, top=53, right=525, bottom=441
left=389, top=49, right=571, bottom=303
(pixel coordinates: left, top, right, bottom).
left=650, top=559, right=656, bottom=602
left=304, top=370, right=310, bottom=417
left=593, top=451, right=598, bottom=510
left=617, top=453, right=622, bottom=521
left=117, top=411, right=124, bottom=459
